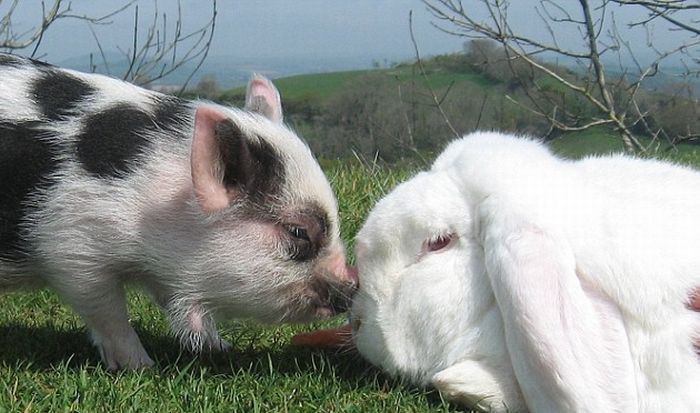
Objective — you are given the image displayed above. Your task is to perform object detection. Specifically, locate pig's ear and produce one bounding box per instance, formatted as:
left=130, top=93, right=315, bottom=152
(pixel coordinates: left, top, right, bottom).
left=244, top=74, right=283, bottom=123
left=190, top=105, right=258, bottom=213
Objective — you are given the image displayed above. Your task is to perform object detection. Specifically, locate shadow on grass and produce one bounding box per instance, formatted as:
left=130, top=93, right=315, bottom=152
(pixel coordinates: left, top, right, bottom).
left=0, top=322, right=471, bottom=411
left=0, top=321, right=369, bottom=381
left=0, top=322, right=168, bottom=369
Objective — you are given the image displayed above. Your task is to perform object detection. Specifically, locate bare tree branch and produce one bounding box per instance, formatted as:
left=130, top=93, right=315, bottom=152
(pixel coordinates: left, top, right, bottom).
left=105, top=0, right=217, bottom=88
left=423, top=0, right=699, bottom=152
left=409, top=9, right=460, bottom=139
left=611, top=0, right=700, bottom=11
left=0, top=1, right=135, bottom=53
left=1, top=0, right=218, bottom=91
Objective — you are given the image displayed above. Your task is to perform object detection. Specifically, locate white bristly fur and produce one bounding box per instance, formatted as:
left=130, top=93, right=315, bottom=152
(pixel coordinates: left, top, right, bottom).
left=351, top=132, right=700, bottom=412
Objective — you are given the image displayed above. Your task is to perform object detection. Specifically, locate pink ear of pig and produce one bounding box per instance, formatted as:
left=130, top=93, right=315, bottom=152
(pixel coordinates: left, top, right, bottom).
left=190, top=106, right=238, bottom=213
left=245, top=74, right=283, bottom=124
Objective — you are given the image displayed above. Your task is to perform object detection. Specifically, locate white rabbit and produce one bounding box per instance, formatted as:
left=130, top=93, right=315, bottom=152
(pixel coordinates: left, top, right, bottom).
left=350, top=132, right=700, bottom=412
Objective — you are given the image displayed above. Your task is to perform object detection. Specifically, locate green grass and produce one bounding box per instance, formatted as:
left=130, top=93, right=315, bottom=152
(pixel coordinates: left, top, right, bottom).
left=548, top=127, right=700, bottom=166
left=1, top=161, right=472, bottom=413
left=273, top=66, right=496, bottom=103
left=548, top=127, right=625, bottom=159
left=385, top=66, right=496, bottom=90
left=273, top=71, right=372, bottom=101
left=0, top=292, right=459, bottom=413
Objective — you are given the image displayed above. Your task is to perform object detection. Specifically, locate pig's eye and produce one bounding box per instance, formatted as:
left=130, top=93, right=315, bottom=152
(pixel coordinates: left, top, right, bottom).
left=286, top=225, right=315, bottom=261
left=288, top=226, right=310, bottom=241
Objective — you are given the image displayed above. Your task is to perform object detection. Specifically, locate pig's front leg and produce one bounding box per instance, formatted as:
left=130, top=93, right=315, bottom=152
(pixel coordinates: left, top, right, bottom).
left=164, top=298, right=231, bottom=353
left=52, top=277, right=154, bottom=369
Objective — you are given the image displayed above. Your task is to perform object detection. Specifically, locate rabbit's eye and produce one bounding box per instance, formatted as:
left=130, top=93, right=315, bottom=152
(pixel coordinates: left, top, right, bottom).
left=425, top=234, right=453, bottom=252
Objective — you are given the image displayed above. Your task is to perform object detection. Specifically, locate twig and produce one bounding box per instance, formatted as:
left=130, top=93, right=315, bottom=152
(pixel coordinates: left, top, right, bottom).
left=409, top=10, right=460, bottom=139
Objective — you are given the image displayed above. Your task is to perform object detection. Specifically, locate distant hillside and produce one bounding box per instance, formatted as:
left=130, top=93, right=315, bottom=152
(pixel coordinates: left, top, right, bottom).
left=218, top=63, right=497, bottom=107
left=200, top=53, right=699, bottom=162
left=58, top=53, right=390, bottom=89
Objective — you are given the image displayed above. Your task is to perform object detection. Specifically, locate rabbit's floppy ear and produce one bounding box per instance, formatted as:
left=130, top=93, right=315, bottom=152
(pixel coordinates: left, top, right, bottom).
left=476, top=196, right=638, bottom=412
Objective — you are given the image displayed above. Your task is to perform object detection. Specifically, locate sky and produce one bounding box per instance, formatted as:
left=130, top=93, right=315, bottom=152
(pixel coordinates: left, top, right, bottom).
left=2, top=1, right=697, bottom=86
left=4, top=1, right=466, bottom=63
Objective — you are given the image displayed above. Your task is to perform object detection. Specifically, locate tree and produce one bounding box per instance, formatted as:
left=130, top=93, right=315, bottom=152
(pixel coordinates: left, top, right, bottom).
left=424, top=0, right=700, bottom=152
left=194, top=74, right=220, bottom=99
left=0, top=0, right=217, bottom=90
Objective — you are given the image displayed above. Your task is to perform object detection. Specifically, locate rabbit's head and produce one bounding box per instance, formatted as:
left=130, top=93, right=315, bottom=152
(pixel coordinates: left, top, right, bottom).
left=350, top=167, right=524, bottom=411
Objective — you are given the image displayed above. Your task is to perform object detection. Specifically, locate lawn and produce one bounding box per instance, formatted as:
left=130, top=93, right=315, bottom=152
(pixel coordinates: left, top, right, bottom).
left=0, top=292, right=460, bottom=413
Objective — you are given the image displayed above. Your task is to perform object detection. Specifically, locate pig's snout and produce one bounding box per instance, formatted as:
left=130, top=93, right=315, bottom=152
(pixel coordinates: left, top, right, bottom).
left=310, top=260, right=358, bottom=317
left=323, top=252, right=357, bottom=285
left=309, top=248, right=358, bottom=317
left=325, top=265, right=358, bottom=314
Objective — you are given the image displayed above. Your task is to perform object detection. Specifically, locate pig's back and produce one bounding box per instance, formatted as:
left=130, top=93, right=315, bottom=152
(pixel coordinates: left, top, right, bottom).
left=0, top=53, right=193, bottom=271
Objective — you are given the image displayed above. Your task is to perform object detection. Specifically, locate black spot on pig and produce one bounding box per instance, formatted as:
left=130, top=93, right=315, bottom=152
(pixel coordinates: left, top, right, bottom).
left=76, top=104, right=154, bottom=179
left=32, top=70, right=96, bottom=121
left=0, top=122, right=60, bottom=260
left=77, top=100, right=194, bottom=179
left=214, top=119, right=285, bottom=201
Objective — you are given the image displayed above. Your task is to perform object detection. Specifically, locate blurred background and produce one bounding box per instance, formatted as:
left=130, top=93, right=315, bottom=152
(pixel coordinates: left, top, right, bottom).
left=2, top=0, right=699, bottom=161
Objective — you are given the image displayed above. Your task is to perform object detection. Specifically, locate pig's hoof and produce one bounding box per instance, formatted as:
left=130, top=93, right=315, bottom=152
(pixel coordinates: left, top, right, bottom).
left=98, top=344, right=155, bottom=370
left=92, top=329, right=155, bottom=370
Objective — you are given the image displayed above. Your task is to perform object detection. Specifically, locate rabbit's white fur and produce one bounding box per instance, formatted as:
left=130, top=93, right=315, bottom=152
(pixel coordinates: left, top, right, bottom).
left=351, top=132, right=700, bottom=412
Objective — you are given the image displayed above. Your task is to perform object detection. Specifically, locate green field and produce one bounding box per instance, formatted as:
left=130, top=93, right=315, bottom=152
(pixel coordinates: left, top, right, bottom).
left=271, top=71, right=371, bottom=101
left=272, top=67, right=495, bottom=101
left=219, top=63, right=496, bottom=103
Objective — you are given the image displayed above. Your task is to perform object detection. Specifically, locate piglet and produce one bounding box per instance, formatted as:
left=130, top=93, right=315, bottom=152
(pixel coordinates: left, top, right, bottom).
left=0, top=53, right=356, bottom=369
